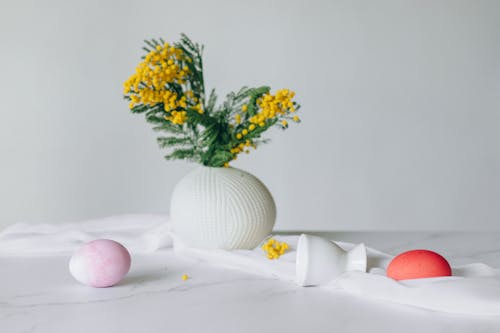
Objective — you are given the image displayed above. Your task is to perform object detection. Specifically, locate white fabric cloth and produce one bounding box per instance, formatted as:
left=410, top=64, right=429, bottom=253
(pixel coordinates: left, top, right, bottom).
left=0, top=215, right=172, bottom=255
left=175, top=235, right=500, bottom=316
left=0, top=215, right=499, bottom=315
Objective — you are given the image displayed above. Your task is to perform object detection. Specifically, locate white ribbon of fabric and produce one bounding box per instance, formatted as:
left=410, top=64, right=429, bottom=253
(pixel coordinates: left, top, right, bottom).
left=0, top=215, right=499, bottom=315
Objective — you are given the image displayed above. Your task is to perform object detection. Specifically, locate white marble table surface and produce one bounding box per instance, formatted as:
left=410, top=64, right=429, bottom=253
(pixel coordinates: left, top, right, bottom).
left=1, top=232, right=500, bottom=333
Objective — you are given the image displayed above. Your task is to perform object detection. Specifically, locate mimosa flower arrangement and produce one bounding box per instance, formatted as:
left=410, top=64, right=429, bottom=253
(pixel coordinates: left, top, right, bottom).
left=123, top=34, right=301, bottom=167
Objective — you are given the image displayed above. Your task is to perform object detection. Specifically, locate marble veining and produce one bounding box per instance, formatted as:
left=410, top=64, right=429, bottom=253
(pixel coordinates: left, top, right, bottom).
left=1, top=232, right=500, bottom=333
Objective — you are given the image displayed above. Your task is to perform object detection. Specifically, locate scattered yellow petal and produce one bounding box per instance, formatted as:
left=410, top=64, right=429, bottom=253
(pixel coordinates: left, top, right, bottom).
left=262, top=238, right=289, bottom=260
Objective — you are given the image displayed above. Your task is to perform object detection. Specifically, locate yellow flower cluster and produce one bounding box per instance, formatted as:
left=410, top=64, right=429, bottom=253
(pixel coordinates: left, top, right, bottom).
left=166, top=110, right=187, bottom=125
left=224, top=89, right=300, bottom=168
left=230, top=139, right=255, bottom=155
left=123, top=43, right=194, bottom=124
left=235, top=123, right=256, bottom=140
left=193, top=102, right=204, bottom=114
left=232, top=89, right=299, bottom=141
left=129, top=90, right=187, bottom=112
left=251, top=89, right=296, bottom=127
left=262, top=238, right=289, bottom=260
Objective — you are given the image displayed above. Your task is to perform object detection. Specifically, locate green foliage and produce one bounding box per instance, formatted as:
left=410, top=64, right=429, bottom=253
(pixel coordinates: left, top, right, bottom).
left=157, top=136, right=192, bottom=148
left=123, top=34, right=300, bottom=167
left=175, top=33, right=206, bottom=107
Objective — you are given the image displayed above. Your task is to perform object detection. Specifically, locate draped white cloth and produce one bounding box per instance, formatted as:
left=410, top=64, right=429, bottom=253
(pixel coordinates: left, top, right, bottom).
left=0, top=215, right=172, bottom=255
left=0, top=215, right=499, bottom=315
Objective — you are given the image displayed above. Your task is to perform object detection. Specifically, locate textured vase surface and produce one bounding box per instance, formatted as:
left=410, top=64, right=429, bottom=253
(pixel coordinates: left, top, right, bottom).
left=170, top=166, right=276, bottom=249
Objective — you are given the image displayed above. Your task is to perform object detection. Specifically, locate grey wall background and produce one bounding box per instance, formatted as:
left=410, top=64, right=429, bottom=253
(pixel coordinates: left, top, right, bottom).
left=0, top=0, right=498, bottom=231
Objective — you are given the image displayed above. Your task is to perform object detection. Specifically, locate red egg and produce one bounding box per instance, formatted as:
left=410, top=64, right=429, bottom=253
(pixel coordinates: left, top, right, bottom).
left=387, top=249, right=452, bottom=281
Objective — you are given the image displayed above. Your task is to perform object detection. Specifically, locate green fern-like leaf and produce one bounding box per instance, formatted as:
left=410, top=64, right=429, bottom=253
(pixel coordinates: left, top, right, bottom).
left=157, top=136, right=192, bottom=148
left=165, top=149, right=197, bottom=161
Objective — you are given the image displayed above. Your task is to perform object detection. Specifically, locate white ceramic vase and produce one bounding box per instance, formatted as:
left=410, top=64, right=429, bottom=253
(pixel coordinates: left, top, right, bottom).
left=170, top=166, right=276, bottom=249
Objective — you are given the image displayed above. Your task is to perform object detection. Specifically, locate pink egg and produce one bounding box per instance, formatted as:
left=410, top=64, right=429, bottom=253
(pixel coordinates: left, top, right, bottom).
left=69, top=239, right=131, bottom=287
left=387, top=249, right=451, bottom=281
